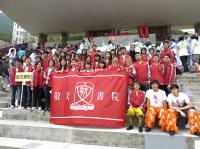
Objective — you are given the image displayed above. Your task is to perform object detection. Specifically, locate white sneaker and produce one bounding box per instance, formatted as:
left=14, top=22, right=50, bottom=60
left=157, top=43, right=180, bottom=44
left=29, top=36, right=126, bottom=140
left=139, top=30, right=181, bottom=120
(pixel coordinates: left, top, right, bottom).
left=18, top=106, right=25, bottom=110
left=185, top=124, right=190, bottom=129
left=27, top=107, right=31, bottom=110
left=31, top=107, right=36, bottom=111
left=10, top=105, right=15, bottom=109
left=38, top=107, right=42, bottom=111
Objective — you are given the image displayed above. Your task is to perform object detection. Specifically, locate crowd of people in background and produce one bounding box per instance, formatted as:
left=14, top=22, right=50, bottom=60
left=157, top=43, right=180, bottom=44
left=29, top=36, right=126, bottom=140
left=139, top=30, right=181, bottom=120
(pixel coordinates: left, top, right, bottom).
left=0, top=32, right=200, bottom=136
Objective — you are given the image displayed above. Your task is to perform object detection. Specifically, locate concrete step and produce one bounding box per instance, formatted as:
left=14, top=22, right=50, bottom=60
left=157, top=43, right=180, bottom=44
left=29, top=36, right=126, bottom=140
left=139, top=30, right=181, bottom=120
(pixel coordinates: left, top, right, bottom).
left=0, top=102, right=9, bottom=108
left=0, top=90, right=8, bottom=98
left=181, top=72, right=200, bottom=77
left=0, top=120, right=144, bottom=148
left=178, top=83, right=200, bottom=87
left=177, top=79, right=200, bottom=84
left=179, top=85, right=200, bottom=91
left=0, top=120, right=198, bottom=149
left=0, top=108, right=50, bottom=122
left=192, top=102, right=200, bottom=108
left=0, top=137, right=135, bottom=149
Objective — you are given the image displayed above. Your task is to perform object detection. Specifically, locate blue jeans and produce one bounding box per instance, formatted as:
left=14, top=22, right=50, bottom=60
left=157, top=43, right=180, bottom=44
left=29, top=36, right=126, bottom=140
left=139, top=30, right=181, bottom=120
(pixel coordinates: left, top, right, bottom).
left=11, top=85, right=22, bottom=107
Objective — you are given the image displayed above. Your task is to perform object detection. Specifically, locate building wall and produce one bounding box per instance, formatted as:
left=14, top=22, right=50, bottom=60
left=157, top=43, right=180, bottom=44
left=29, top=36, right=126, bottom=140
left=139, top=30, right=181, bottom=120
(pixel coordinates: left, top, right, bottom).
left=12, top=22, right=36, bottom=44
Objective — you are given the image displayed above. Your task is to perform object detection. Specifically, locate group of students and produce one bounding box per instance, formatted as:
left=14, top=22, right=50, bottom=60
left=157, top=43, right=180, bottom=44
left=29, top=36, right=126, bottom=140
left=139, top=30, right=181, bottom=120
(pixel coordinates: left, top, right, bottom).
left=127, top=80, right=200, bottom=137
left=7, top=37, right=200, bottom=136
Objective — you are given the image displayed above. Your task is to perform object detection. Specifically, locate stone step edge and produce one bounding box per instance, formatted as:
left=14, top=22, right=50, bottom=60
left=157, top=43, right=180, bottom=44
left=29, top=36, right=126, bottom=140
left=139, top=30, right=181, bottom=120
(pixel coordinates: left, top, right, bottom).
left=0, top=119, right=196, bottom=138
left=0, top=137, right=134, bottom=149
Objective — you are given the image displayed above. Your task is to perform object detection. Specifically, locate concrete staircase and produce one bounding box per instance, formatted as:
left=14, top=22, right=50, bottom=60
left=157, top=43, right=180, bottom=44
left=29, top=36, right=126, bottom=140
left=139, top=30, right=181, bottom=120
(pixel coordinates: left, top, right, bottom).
left=0, top=90, right=9, bottom=108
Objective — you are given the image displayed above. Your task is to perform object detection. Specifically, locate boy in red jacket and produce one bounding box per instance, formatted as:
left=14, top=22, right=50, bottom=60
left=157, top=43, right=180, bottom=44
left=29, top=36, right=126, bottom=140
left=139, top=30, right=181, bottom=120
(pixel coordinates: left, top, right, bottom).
left=10, top=58, right=24, bottom=108
left=150, top=54, right=165, bottom=90
left=133, top=52, right=150, bottom=91
left=32, top=62, right=44, bottom=111
left=108, top=55, right=123, bottom=71
left=163, top=54, right=176, bottom=95
left=127, top=81, right=146, bottom=133
left=160, top=41, right=175, bottom=64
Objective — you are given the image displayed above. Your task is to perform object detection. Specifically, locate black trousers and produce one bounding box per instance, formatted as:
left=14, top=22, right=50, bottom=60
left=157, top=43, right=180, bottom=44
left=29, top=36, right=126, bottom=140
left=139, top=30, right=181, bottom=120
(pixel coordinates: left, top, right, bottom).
left=140, top=83, right=150, bottom=92
left=162, top=85, right=171, bottom=96
left=32, top=86, right=43, bottom=108
left=180, top=56, right=189, bottom=72
left=44, top=85, right=51, bottom=109
left=22, top=85, right=32, bottom=107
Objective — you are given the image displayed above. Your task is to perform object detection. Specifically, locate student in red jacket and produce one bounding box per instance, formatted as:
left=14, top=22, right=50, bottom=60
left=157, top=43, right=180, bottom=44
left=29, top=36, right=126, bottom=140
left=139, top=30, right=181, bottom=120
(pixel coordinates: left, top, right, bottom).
left=105, top=51, right=112, bottom=67
left=22, top=57, right=34, bottom=109
left=108, top=55, right=123, bottom=71
left=44, top=59, right=55, bottom=111
left=119, top=47, right=131, bottom=67
left=150, top=54, right=165, bottom=89
left=133, top=52, right=150, bottom=91
left=32, top=61, right=44, bottom=110
left=74, top=54, right=84, bottom=71
left=96, top=60, right=107, bottom=71
left=92, top=54, right=101, bottom=69
left=89, top=44, right=97, bottom=64
left=160, top=41, right=175, bottom=64
left=124, top=58, right=136, bottom=94
left=65, top=52, right=72, bottom=70
left=127, top=81, right=146, bottom=132
left=42, top=51, right=49, bottom=72
left=141, top=47, right=149, bottom=63
left=10, top=58, right=24, bottom=108
left=57, top=57, right=67, bottom=72
left=81, top=62, right=94, bottom=72
left=163, top=54, right=176, bottom=95
left=70, top=59, right=79, bottom=72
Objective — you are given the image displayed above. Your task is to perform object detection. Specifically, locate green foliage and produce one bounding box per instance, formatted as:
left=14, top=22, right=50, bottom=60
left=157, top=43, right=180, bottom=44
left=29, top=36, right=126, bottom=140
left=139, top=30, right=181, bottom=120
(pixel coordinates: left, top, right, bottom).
left=0, top=29, right=12, bottom=42
left=171, top=30, right=184, bottom=35
left=0, top=13, right=13, bottom=42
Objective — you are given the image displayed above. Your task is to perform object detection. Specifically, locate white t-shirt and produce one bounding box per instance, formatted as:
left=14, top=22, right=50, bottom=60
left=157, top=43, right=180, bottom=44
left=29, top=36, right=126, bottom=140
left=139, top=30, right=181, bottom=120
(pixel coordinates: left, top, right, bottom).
left=145, top=89, right=167, bottom=107
left=191, top=39, right=200, bottom=54
left=177, top=41, right=189, bottom=56
left=167, top=92, right=190, bottom=108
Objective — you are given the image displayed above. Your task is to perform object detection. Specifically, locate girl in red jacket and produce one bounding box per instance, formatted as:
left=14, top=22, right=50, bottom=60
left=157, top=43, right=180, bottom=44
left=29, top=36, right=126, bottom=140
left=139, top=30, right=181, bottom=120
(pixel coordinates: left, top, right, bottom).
left=70, top=59, right=79, bottom=72
left=44, top=59, right=55, bottom=111
left=96, top=60, right=107, bottom=71
left=32, top=62, right=44, bottom=110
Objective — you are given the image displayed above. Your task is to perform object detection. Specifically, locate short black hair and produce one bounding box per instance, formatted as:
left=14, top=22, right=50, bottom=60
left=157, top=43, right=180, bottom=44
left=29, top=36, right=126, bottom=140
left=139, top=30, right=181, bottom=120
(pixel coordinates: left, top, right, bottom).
left=134, top=80, right=140, bottom=85
left=170, top=84, right=179, bottom=90
left=150, top=80, right=159, bottom=86
left=178, top=36, right=184, bottom=41
left=135, top=52, right=141, bottom=56
left=16, top=58, right=22, bottom=64
left=163, top=40, right=169, bottom=44
left=152, top=53, right=159, bottom=57
left=44, top=51, right=49, bottom=55
left=164, top=54, right=170, bottom=58
left=120, top=47, right=126, bottom=50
